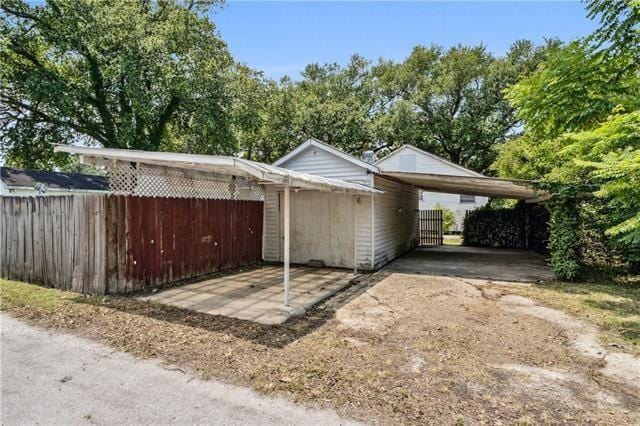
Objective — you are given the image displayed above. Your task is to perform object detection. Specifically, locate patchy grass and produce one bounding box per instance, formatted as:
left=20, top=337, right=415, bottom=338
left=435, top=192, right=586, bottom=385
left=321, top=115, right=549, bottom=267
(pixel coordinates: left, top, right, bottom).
left=0, top=279, right=72, bottom=312
left=507, top=278, right=640, bottom=354
left=443, top=234, right=462, bottom=246
left=2, top=276, right=639, bottom=424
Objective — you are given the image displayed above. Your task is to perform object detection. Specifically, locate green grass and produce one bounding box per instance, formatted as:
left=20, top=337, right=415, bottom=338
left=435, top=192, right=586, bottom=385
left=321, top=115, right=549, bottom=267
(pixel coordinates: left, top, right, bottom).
left=0, top=279, right=68, bottom=312
left=511, top=278, right=640, bottom=351
left=443, top=235, right=462, bottom=246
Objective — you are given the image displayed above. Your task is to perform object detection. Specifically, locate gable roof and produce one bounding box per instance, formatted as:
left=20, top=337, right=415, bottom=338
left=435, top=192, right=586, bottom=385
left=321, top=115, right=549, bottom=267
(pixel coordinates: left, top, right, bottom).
left=375, top=144, right=485, bottom=178
left=273, top=138, right=379, bottom=173
left=0, top=166, right=109, bottom=191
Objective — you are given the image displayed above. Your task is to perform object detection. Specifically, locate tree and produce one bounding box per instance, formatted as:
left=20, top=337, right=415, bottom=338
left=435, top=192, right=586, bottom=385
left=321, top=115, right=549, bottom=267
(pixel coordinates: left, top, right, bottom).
left=291, top=55, right=380, bottom=154
left=1, top=0, right=235, bottom=168
left=495, top=0, right=640, bottom=268
left=371, top=41, right=559, bottom=173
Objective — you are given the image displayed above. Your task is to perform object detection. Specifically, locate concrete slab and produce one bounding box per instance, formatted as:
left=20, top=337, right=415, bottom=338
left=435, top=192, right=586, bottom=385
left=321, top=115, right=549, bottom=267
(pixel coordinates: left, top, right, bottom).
left=385, top=246, right=556, bottom=283
left=141, top=266, right=356, bottom=324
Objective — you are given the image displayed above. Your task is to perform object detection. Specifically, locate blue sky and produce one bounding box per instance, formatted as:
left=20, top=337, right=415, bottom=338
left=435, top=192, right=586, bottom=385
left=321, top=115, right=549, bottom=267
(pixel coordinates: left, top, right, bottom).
left=212, top=1, right=597, bottom=79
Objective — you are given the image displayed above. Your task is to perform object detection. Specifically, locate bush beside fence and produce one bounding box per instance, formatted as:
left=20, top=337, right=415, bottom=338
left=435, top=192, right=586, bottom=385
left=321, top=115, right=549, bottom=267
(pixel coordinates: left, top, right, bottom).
left=462, top=202, right=549, bottom=253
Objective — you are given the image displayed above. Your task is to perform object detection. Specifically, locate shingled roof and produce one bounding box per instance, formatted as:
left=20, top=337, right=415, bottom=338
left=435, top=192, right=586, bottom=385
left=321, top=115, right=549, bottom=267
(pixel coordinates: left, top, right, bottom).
left=0, top=167, right=108, bottom=191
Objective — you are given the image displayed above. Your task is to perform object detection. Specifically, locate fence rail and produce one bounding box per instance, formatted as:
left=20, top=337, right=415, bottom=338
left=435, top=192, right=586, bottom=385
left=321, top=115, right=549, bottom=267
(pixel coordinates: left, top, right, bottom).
left=1, top=195, right=263, bottom=295
left=418, top=209, right=443, bottom=246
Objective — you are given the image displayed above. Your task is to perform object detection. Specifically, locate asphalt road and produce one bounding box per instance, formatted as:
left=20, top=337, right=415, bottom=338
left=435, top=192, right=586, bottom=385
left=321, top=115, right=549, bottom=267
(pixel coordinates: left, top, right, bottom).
left=0, top=314, right=357, bottom=425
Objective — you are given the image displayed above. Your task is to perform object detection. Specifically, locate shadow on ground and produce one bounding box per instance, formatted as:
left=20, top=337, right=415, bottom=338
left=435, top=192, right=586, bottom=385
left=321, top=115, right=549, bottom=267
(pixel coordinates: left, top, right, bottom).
left=386, top=245, right=556, bottom=283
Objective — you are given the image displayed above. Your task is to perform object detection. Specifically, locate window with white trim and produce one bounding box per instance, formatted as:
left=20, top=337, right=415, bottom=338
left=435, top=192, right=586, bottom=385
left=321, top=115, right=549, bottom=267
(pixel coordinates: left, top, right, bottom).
left=459, top=194, right=476, bottom=204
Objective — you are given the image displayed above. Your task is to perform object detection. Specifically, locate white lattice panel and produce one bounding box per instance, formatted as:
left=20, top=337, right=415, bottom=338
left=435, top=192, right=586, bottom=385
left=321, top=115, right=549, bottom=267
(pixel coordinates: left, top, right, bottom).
left=108, top=162, right=263, bottom=201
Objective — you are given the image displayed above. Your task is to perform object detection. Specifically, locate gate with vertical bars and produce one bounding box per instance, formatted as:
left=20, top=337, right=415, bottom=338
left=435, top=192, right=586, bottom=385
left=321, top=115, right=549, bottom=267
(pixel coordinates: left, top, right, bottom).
left=418, top=209, right=444, bottom=246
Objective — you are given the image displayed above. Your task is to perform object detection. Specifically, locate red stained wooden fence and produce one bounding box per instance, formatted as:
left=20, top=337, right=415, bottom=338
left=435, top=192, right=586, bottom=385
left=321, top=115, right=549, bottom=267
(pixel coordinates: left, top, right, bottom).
left=106, top=196, right=263, bottom=293
left=1, top=195, right=263, bottom=295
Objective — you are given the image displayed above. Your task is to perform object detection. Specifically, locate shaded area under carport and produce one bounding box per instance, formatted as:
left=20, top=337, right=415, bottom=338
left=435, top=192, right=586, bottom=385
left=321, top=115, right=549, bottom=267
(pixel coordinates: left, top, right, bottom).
left=385, top=246, right=555, bottom=283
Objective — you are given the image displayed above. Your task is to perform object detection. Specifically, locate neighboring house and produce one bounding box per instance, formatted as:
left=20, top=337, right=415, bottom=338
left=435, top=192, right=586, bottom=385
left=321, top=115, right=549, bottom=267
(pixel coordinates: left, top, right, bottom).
left=375, top=145, right=488, bottom=233
left=0, top=166, right=109, bottom=196
left=268, top=138, right=418, bottom=271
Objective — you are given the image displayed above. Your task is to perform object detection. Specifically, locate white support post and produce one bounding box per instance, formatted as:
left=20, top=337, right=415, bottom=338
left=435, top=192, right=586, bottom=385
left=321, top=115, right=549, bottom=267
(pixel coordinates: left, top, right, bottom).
left=353, top=195, right=358, bottom=275
left=283, top=186, right=290, bottom=306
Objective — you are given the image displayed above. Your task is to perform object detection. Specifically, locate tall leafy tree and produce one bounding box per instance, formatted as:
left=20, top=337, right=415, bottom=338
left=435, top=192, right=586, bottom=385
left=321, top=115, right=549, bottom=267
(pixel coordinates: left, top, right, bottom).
left=1, top=0, right=235, bottom=169
left=372, top=41, right=558, bottom=173
left=291, top=55, right=380, bottom=154
left=496, top=0, right=640, bottom=265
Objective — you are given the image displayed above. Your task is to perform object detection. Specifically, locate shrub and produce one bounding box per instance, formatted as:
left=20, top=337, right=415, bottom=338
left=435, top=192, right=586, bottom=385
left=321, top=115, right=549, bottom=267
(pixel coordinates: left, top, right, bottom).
left=462, top=202, right=549, bottom=253
left=433, top=203, right=455, bottom=233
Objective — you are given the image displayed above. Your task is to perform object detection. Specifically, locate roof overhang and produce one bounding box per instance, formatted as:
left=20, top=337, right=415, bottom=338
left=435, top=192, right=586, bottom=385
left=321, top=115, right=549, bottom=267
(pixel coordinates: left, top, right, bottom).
left=381, top=171, right=543, bottom=200
left=53, top=145, right=381, bottom=195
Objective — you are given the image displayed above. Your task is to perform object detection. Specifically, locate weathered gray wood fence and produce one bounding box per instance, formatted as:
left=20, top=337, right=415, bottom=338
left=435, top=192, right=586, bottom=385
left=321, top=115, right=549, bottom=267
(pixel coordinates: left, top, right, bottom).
left=1, top=196, right=106, bottom=293
left=1, top=195, right=263, bottom=295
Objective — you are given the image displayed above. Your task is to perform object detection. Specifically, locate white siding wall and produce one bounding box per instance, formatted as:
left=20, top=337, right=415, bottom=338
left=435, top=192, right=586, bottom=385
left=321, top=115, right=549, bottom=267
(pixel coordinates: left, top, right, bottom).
left=277, top=146, right=372, bottom=185
left=263, top=186, right=280, bottom=262
left=419, top=192, right=489, bottom=232
left=377, top=146, right=487, bottom=233
left=355, top=195, right=373, bottom=270
left=376, top=146, right=481, bottom=177
left=373, top=175, right=418, bottom=268
left=268, top=144, right=375, bottom=270
left=262, top=187, right=374, bottom=270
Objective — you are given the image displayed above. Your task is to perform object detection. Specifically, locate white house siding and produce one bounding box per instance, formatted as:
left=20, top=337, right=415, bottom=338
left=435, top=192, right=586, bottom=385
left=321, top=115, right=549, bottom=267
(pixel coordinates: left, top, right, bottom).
left=376, top=145, right=488, bottom=233
left=262, top=187, right=280, bottom=262
left=376, top=145, right=481, bottom=178
left=261, top=187, right=374, bottom=270
left=419, top=192, right=489, bottom=232
left=373, top=175, right=418, bottom=269
left=276, top=145, right=372, bottom=185
left=354, top=194, right=373, bottom=270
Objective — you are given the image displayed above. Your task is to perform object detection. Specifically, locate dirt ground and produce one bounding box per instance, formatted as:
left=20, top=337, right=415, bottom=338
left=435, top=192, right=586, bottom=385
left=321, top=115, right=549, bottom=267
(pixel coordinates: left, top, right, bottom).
left=2, top=271, right=639, bottom=424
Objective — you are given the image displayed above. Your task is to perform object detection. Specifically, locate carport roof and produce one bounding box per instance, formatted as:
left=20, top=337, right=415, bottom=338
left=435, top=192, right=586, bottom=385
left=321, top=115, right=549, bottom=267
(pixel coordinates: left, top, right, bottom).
left=53, top=145, right=382, bottom=195
left=381, top=171, right=542, bottom=200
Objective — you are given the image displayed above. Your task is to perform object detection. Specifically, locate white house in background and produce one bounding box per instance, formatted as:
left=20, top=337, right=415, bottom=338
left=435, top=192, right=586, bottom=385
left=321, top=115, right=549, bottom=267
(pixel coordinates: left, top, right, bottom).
left=0, top=166, right=109, bottom=196
left=375, top=145, right=488, bottom=233
left=269, top=138, right=418, bottom=271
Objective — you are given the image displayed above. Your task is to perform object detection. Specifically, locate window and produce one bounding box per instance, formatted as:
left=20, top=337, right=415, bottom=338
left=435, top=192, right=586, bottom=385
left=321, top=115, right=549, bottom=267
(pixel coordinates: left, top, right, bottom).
left=459, top=194, right=476, bottom=204
left=419, top=191, right=425, bottom=201
left=398, top=154, right=416, bottom=172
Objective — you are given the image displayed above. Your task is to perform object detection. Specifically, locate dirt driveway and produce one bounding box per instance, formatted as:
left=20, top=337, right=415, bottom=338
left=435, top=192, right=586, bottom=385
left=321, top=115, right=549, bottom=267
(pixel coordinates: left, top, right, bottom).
left=333, top=272, right=639, bottom=423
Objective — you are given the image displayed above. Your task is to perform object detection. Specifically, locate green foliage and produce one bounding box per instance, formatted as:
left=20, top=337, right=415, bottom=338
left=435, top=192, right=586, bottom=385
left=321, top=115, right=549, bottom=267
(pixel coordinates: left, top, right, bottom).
left=504, top=42, right=639, bottom=140
left=547, top=194, right=582, bottom=280
left=462, top=202, right=549, bottom=253
left=244, top=41, right=555, bottom=170
left=561, top=111, right=640, bottom=252
left=1, top=0, right=234, bottom=168
left=371, top=40, right=558, bottom=172
left=496, top=0, right=640, bottom=272
left=432, top=203, right=454, bottom=233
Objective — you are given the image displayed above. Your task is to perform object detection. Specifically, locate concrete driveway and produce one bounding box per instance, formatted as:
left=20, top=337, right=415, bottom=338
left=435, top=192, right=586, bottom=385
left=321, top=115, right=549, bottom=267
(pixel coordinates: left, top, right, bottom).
left=0, top=315, right=357, bottom=425
left=385, top=245, right=556, bottom=282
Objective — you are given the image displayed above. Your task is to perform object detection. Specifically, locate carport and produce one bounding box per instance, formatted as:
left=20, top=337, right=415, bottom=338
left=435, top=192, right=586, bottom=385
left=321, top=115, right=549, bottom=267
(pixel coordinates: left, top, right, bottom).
left=380, top=171, right=543, bottom=201
left=54, top=145, right=381, bottom=312
left=377, top=171, right=554, bottom=282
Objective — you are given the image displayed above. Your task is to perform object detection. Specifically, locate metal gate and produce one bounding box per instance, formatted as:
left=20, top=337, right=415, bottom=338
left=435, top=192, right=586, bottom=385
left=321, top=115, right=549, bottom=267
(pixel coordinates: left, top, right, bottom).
left=418, top=209, right=443, bottom=246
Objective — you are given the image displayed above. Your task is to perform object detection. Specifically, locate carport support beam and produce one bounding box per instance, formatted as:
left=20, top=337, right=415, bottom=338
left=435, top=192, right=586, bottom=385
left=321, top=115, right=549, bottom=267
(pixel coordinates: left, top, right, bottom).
left=283, top=186, right=290, bottom=306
